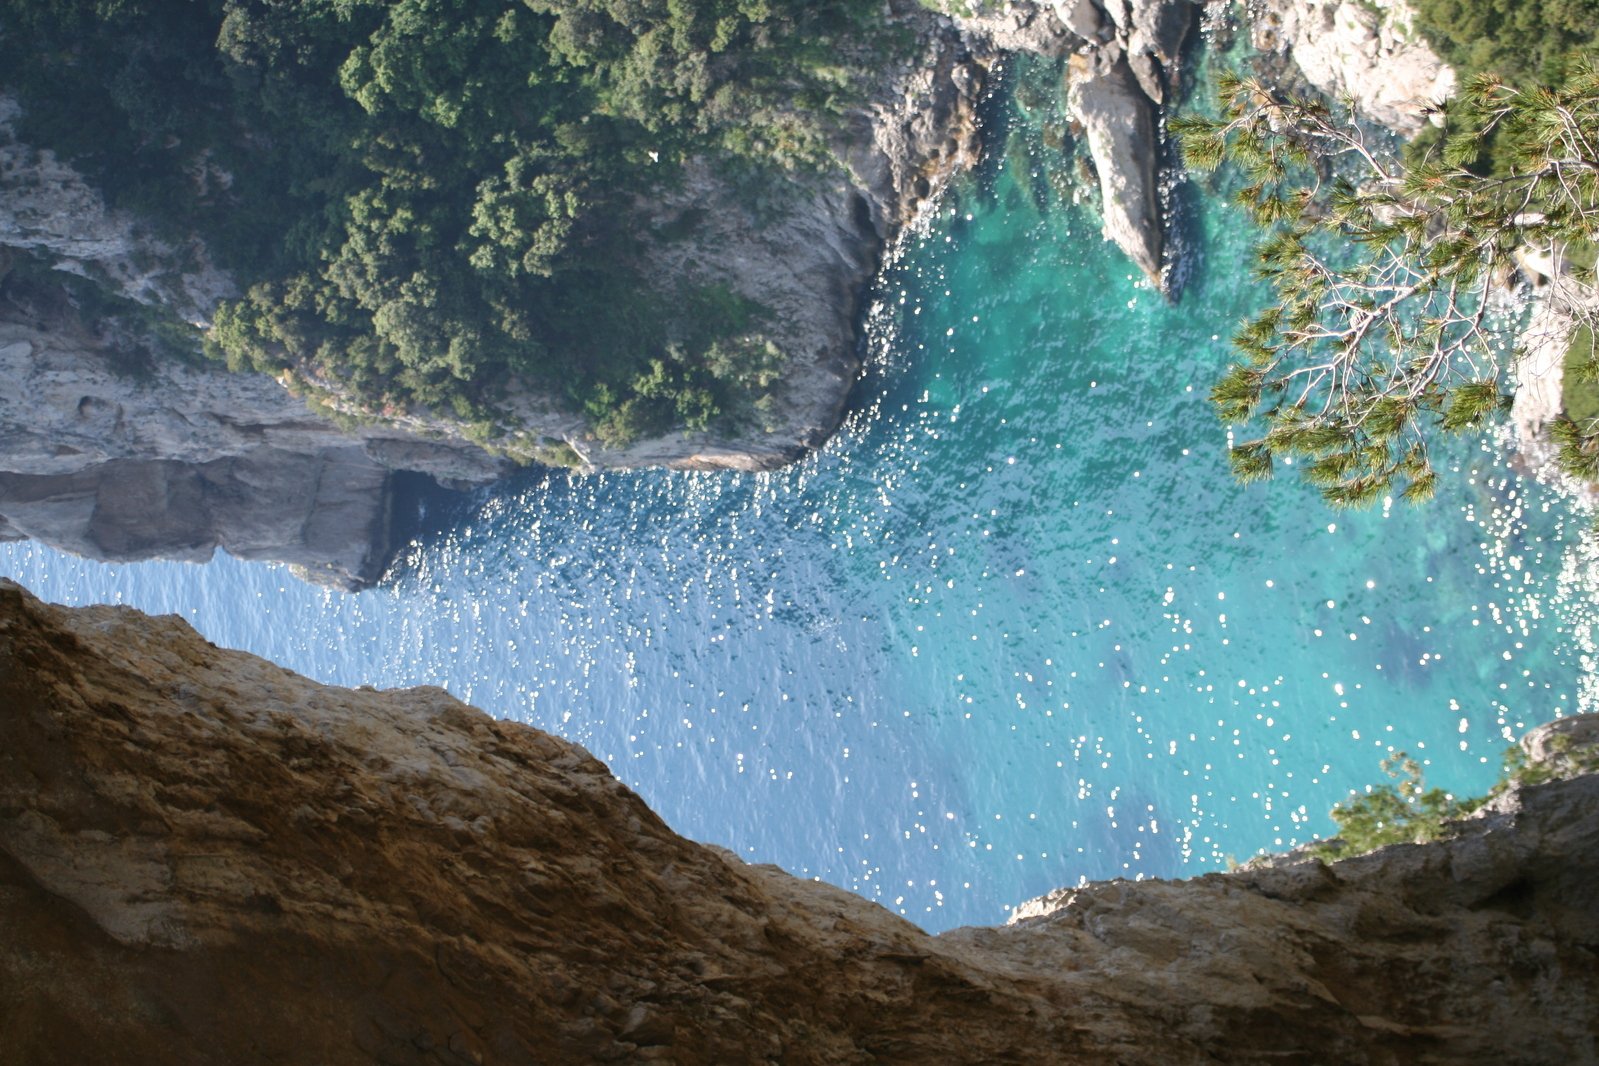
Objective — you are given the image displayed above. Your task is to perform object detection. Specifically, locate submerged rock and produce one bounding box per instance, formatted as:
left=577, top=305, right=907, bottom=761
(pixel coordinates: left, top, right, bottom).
left=3, top=580, right=1595, bottom=1063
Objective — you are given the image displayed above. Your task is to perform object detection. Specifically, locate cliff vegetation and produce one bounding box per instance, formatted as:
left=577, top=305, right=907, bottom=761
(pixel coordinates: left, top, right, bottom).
left=0, top=0, right=909, bottom=445
left=1310, top=734, right=1599, bottom=857
left=1411, top=0, right=1597, bottom=97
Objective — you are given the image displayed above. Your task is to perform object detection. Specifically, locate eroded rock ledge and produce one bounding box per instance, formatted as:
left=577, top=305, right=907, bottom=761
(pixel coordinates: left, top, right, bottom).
left=2, top=580, right=1595, bottom=1064
left=0, top=315, right=512, bottom=589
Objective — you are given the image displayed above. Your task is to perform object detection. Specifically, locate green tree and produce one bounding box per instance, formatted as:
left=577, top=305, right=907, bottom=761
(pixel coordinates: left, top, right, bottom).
left=1310, top=752, right=1485, bottom=858
left=1412, top=0, right=1599, bottom=91
left=1174, top=65, right=1599, bottom=504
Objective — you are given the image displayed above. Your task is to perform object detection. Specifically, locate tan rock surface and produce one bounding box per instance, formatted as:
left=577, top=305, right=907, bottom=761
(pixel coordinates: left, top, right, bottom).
left=2, top=579, right=1597, bottom=1064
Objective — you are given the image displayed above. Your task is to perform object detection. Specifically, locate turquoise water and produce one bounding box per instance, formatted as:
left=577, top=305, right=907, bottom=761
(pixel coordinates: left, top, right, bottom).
left=4, top=55, right=1596, bottom=931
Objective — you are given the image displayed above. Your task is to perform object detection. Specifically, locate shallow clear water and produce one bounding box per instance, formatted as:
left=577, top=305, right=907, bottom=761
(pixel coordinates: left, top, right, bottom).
left=5, top=54, right=1597, bottom=931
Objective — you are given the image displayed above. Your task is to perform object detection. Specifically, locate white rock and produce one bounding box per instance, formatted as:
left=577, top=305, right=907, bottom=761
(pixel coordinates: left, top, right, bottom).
left=1253, top=0, right=1456, bottom=134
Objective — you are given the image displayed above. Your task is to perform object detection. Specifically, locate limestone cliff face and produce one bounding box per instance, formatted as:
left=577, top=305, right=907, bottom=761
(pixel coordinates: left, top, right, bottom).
left=3, top=580, right=1595, bottom=1065
left=0, top=98, right=233, bottom=326
left=0, top=313, right=511, bottom=589
left=0, top=94, right=516, bottom=588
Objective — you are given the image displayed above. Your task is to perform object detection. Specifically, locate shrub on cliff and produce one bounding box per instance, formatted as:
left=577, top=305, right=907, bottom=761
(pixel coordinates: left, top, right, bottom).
left=1404, top=0, right=1597, bottom=177
left=1310, top=752, right=1485, bottom=858
left=1311, top=735, right=1599, bottom=859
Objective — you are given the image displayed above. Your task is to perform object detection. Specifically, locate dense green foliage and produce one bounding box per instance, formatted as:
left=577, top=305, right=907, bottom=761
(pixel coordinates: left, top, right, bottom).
left=1309, top=752, right=1486, bottom=858
left=1413, top=0, right=1598, bottom=94
left=1406, top=0, right=1598, bottom=174
left=0, top=0, right=900, bottom=443
left=1175, top=66, right=1599, bottom=504
left=1311, top=736, right=1598, bottom=859
left=1562, top=324, right=1599, bottom=427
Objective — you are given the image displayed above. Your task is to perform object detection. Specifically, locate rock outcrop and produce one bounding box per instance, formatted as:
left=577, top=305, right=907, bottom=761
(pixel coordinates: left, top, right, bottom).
left=0, top=310, right=512, bottom=589
left=1510, top=264, right=1599, bottom=499
left=1067, top=50, right=1169, bottom=283
left=1250, top=0, right=1455, bottom=135
left=1512, top=290, right=1579, bottom=464
left=942, top=0, right=1196, bottom=288
left=0, top=98, right=233, bottom=326
left=4, top=579, right=1596, bottom=1064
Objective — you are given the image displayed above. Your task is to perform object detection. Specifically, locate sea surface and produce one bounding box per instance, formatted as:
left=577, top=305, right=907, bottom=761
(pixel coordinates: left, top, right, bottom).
left=5, top=52, right=1597, bottom=931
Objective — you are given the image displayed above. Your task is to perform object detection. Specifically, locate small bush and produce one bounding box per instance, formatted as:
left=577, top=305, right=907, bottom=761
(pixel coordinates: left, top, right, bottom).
left=1310, top=753, right=1485, bottom=859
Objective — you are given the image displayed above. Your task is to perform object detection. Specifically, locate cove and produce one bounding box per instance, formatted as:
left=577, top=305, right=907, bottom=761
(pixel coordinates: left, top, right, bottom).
left=3, top=54, right=1595, bottom=933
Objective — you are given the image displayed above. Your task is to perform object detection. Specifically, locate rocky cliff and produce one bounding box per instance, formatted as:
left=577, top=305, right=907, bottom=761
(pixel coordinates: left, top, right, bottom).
left=1249, top=0, right=1455, bottom=135
left=0, top=300, right=511, bottom=590
left=3, top=580, right=1595, bottom=1064
left=0, top=5, right=987, bottom=586
left=0, top=90, right=517, bottom=589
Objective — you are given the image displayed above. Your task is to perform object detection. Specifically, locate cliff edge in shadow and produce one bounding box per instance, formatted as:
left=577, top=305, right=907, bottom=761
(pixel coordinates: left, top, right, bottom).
left=2, top=579, right=1595, bottom=1064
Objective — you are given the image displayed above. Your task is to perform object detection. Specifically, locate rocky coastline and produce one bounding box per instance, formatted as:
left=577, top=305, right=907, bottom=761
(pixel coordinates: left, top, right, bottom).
left=0, top=0, right=1457, bottom=587
left=0, top=4, right=994, bottom=586
left=1248, top=0, right=1455, bottom=135
left=3, top=579, right=1596, bottom=1064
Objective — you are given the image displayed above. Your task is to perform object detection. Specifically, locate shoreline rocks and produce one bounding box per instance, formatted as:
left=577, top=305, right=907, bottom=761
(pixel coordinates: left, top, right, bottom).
left=945, top=0, right=1198, bottom=289
left=1068, top=50, right=1169, bottom=283
left=1249, top=0, right=1455, bottom=136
